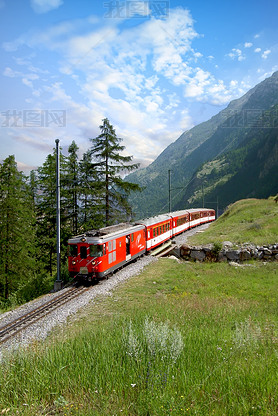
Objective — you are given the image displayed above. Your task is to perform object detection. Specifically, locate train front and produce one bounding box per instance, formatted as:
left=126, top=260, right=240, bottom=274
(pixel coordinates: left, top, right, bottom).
left=68, top=234, right=105, bottom=281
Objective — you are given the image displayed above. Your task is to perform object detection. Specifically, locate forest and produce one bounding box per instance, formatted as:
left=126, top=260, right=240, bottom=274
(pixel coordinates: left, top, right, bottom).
left=0, top=119, right=140, bottom=308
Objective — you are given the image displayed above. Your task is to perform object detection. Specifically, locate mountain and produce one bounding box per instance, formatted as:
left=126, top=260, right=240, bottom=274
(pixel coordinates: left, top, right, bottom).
left=127, top=71, right=278, bottom=218
left=177, top=103, right=278, bottom=212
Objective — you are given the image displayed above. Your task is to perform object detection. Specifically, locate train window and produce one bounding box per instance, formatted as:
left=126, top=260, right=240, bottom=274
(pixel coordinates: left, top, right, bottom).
left=90, top=244, right=103, bottom=257
left=108, top=241, right=112, bottom=252
left=69, top=245, right=77, bottom=256
left=131, top=233, right=134, bottom=242
left=80, top=246, right=87, bottom=259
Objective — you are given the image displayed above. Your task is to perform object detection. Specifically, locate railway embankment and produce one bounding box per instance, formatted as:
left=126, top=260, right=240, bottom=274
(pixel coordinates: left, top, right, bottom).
left=179, top=242, right=278, bottom=262
left=175, top=198, right=278, bottom=263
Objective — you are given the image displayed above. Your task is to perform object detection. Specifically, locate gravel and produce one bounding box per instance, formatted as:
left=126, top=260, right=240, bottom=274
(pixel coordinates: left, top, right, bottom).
left=173, top=223, right=210, bottom=246
left=0, top=224, right=211, bottom=360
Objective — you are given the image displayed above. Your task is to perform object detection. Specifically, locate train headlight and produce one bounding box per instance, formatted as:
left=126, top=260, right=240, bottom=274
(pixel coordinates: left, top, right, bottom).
left=81, top=237, right=86, bottom=242
left=72, top=260, right=76, bottom=265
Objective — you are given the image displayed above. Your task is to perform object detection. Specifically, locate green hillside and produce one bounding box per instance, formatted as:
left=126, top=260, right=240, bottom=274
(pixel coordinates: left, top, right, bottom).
left=176, top=104, right=278, bottom=211
left=188, top=198, right=278, bottom=246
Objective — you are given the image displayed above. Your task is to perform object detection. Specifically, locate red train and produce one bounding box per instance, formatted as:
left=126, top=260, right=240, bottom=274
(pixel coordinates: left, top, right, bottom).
left=68, top=208, right=215, bottom=281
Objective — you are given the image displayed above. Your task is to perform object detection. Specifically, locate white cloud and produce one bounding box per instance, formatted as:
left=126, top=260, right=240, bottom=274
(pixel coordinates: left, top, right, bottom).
left=244, top=42, right=253, bottom=48
left=230, top=80, right=238, bottom=87
left=227, top=48, right=245, bottom=61
left=30, top=0, right=63, bottom=14
left=3, top=67, right=20, bottom=77
left=262, top=49, right=271, bottom=59
left=254, top=48, right=261, bottom=53
left=2, top=6, right=261, bottom=167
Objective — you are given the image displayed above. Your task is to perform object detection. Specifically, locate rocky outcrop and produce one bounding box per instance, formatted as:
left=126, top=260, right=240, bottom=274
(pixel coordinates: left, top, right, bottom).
left=179, top=242, right=278, bottom=262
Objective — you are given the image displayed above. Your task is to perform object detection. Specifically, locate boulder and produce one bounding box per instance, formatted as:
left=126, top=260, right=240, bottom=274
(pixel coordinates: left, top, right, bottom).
left=190, top=249, right=206, bottom=262
left=180, top=244, right=191, bottom=257
left=223, top=241, right=233, bottom=247
left=226, top=250, right=240, bottom=261
left=263, top=248, right=272, bottom=256
left=218, top=251, right=228, bottom=262
left=240, top=250, right=252, bottom=261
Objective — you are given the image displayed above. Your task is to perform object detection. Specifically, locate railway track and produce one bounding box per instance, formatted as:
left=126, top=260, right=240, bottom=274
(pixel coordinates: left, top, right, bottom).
left=0, top=286, right=89, bottom=345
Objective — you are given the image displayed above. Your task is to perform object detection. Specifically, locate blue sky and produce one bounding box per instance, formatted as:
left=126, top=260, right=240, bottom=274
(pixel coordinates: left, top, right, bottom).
left=0, top=0, right=278, bottom=173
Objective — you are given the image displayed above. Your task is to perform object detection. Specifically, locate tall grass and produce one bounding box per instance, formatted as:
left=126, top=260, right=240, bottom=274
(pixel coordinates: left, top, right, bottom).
left=1, top=259, right=278, bottom=415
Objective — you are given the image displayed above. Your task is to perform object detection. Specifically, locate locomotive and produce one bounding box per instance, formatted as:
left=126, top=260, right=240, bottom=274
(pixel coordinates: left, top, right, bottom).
left=68, top=208, right=215, bottom=281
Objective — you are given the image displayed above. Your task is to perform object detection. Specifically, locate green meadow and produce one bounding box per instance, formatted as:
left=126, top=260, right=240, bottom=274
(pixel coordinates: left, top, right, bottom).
left=0, top=199, right=277, bottom=416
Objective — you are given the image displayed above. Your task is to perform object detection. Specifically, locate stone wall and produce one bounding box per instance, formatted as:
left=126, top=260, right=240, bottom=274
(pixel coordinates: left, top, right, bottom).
left=179, top=242, right=278, bottom=262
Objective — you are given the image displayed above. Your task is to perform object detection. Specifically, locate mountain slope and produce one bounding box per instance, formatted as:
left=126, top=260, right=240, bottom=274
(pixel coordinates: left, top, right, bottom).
left=177, top=103, right=278, bottom=212
left=127, top=71, right=278, bottom=217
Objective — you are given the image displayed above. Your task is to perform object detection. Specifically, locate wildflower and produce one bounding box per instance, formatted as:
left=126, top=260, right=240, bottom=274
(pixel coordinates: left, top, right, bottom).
left=131, top=384, right=136, bottom=387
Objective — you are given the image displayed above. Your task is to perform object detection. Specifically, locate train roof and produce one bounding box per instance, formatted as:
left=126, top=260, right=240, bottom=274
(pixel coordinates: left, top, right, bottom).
left=168, top=208, right=214, bottom=216
left=136, top=208, right=215, bottom=227
left=135, top=214, right=171, bottom=227
left=68, top=222, right=145, bottom=244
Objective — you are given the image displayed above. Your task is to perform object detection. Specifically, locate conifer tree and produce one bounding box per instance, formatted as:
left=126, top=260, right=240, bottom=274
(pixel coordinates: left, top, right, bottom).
left=0, top=156, right=36, bottom=300
left=65, top=140, right=80, bottom=235
left=36, top=149, right=67, bottom=275
left=90, top=118, right=141, bottom=226
left=79, top=150, right=103, bottom=230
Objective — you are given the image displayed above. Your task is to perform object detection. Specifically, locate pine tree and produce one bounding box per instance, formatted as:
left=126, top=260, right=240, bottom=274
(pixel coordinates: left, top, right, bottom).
left=36, top=149, right=68, bottom=275
left=90, top=118, right=141, bottom=226
left=65, top=140, right=80, bottom=235
left=0, top=156, right=36, bottom=300
left=79, top=150, right=103, bottom=230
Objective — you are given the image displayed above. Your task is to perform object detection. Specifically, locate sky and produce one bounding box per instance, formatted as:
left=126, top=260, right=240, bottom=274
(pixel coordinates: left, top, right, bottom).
left=0, top=0, right=278, bottom=174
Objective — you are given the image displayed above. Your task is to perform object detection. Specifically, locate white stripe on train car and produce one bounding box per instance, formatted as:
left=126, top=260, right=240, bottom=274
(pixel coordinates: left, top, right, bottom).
left=150, top=231, right=171, bottom=248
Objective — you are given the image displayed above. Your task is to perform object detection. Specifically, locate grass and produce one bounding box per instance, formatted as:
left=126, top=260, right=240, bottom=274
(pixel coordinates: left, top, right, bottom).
left=188, top=198, right=278, bottom=246
left=0, top=198, right=278, bottom=415
left=1, top=259, right=278, bottom=416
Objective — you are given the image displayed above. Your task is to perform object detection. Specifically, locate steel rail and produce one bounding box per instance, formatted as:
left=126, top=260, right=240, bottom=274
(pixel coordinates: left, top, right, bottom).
left=0, top=286, right=89, bottom=344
